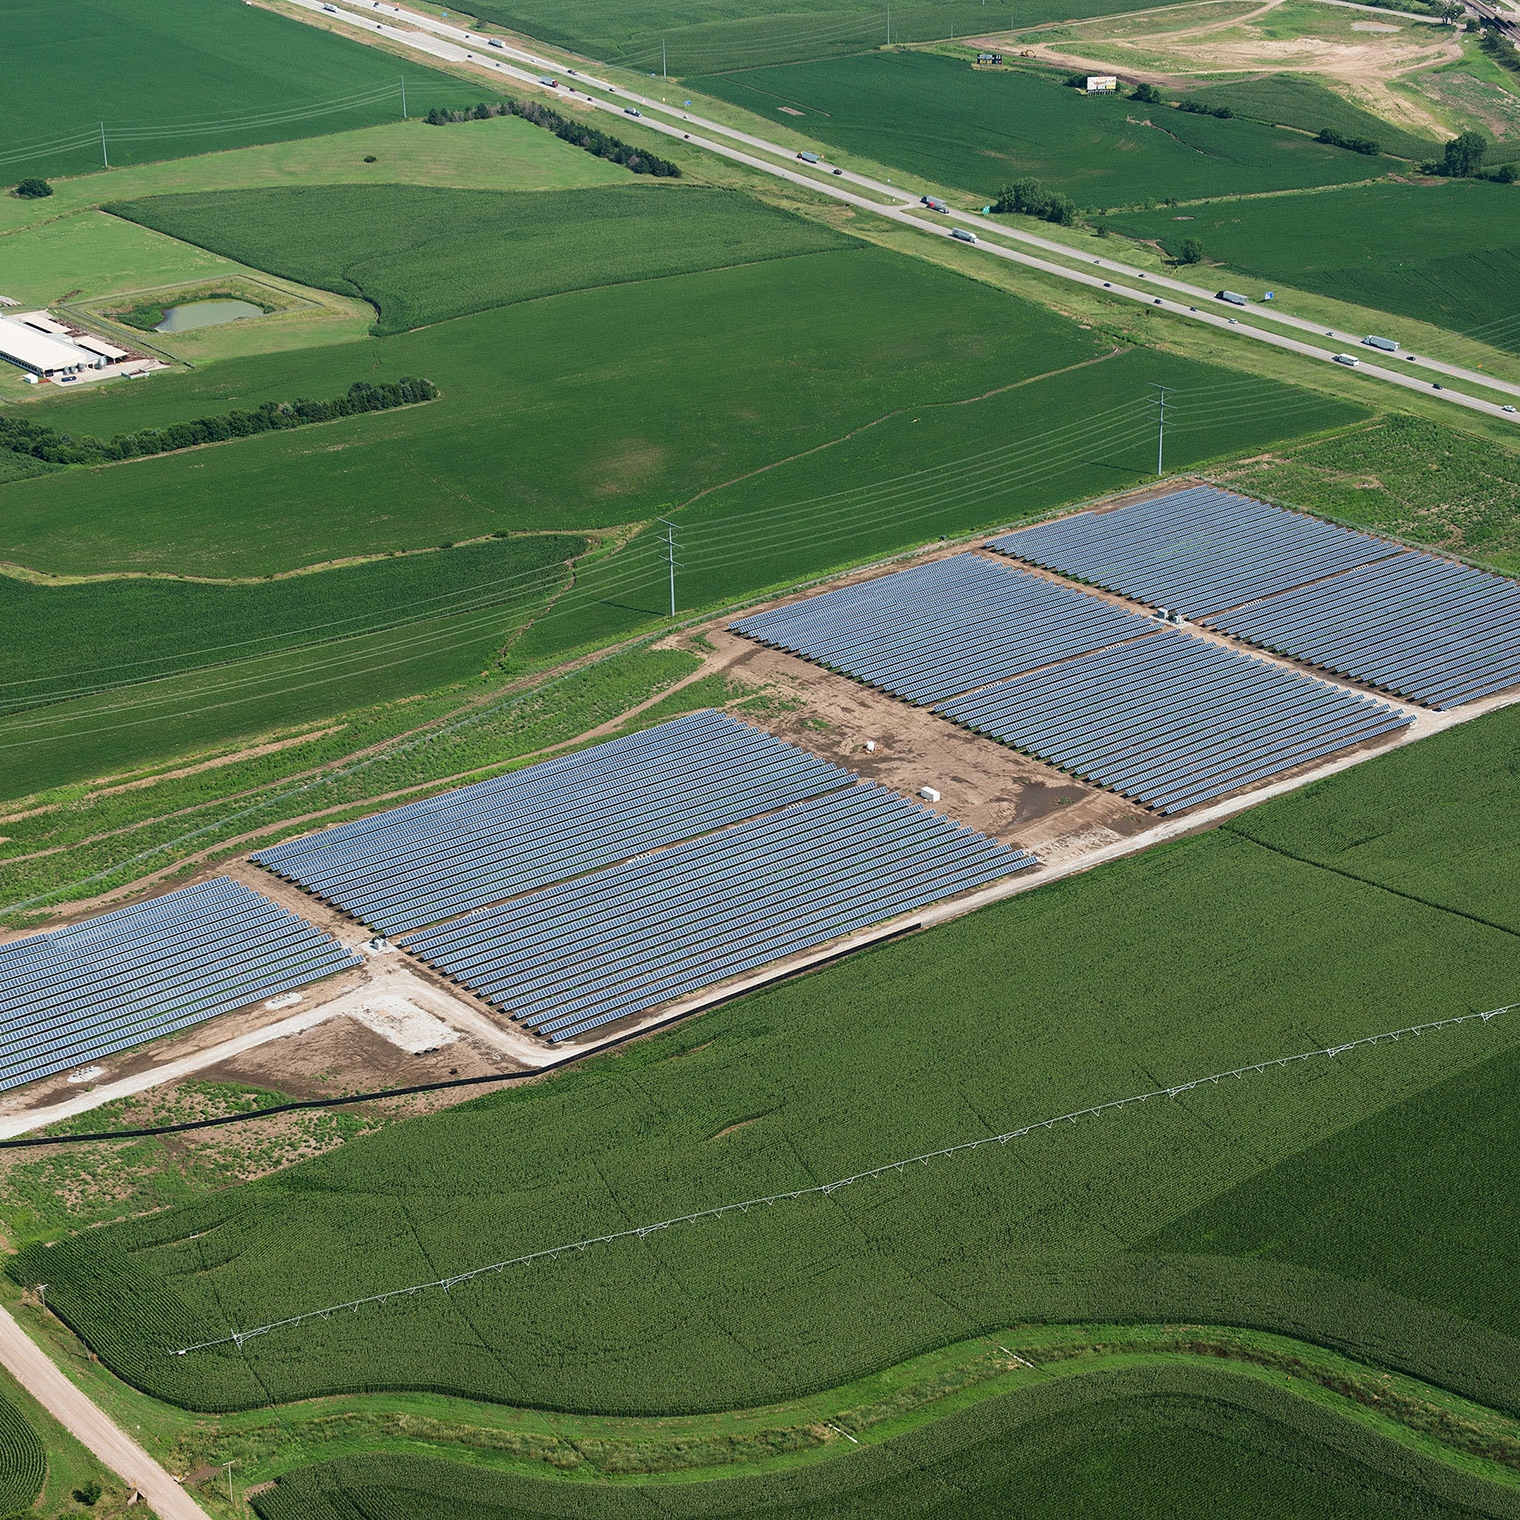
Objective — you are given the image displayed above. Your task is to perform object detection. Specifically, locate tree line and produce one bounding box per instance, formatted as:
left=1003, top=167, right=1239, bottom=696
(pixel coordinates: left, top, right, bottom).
left=0, top=378, right=438, bottom=468
left=425, top=97, right=681, bottom=177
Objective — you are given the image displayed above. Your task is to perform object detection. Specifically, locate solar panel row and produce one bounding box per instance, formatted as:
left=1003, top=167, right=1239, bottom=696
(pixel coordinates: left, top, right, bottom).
left=0, top=878, right=358, bottom=1093
left=254, top=711, right=853, bottom=935
left=1203, top=552, right=1520, bottom=710
left=986, top=485, right=1396, bottom=617
left=730, top=554, right=1154, bottom=705
left=939, top=632, right=1411, bottom=814
left=406, top=786, right=1035, bottom=1044
left=987, top=485, right=1520, bottom=709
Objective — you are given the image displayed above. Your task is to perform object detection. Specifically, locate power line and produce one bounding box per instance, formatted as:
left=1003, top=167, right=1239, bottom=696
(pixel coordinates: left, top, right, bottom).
left=168, top=1003, right=1514, bottom=1357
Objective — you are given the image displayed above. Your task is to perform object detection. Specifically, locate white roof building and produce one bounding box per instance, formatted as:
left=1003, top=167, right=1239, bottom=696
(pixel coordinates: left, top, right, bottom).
left=0, top=315, right=106, bottom=376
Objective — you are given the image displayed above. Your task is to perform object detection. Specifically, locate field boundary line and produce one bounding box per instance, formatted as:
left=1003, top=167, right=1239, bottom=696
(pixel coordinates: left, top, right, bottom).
left=168, top=1002, right=1516, bottom=1356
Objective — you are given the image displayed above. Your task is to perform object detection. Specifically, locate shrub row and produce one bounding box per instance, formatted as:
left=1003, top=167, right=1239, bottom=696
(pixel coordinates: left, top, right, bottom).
left=1316, top=125, right=1381, bottom=156
left=424, top=97, right=681, bottom=177
left=0, top=377, right=437, bottom=467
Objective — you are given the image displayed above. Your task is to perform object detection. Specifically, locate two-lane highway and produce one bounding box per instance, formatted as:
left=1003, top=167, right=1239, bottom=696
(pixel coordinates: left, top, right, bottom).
left=287, top=0, right=1520, bottom=423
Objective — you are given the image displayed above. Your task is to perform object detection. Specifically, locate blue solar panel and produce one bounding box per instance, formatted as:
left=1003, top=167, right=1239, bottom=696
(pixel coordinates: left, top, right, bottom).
left=986, top=485, right=1397, bottom=616
left=0, top=878, right=359, bottom=1093
left=938, top=632, right=1412, bottom=812
left=1203, top=552, right=1520, bottom=709
left=254, top=711, right=854, bottom=935
left=406, top=787, right=1035, bottom=1043
left=731, top=554, right=1155, bottom=704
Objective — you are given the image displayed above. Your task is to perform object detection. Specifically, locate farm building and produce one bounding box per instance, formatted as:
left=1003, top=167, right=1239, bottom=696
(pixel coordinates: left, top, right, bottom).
left=0, top=314, right=107, bottom=377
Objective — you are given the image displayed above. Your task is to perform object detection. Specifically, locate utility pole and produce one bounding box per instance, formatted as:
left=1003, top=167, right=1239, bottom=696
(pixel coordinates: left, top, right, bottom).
left=99, top=121, right=108, bottom=169
left=1152, top=384, right=1168, bottom=477
left=662, top=38, right=667, bottom=77
left=224, top=1461, right=236, bottom=1508
left=887, top=4, right=891, bottom=43
left=659, top=518, right=679, bottom=617
left=400, top=76, right=407, bottom=119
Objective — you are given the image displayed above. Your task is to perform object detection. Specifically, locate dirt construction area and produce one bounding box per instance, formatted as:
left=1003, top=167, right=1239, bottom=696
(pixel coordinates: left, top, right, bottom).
left=981, top=0, right=1460, bottom=138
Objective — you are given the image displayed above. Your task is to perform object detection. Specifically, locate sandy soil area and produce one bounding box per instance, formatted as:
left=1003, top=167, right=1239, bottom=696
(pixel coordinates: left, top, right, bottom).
left=973, top=0, right=1459, bottom=139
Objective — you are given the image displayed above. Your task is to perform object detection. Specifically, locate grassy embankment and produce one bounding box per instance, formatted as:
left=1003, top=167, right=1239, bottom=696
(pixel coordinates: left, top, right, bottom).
left=13, top=703, right=1520, bottom=1421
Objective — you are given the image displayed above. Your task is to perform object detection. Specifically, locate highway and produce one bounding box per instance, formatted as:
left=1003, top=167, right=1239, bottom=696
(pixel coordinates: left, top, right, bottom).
left=292, top=0, right=1520, bottom=423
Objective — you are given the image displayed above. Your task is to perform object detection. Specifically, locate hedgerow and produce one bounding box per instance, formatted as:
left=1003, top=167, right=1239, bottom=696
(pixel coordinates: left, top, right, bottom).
left=0, top=378, right=437, bottom=467
left=425, top=97, right=681, bottom=178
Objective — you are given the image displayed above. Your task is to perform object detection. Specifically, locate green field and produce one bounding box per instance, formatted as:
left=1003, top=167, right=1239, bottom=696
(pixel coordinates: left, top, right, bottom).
left=1215, top=415, right=1520, bottom=572
left=16, top=702, right=1520, bottom=1415
left=1102, top=181, right=1520, bottom=353
left=0, top=249, right=1098, bottom=578
left=0, top=1392, right=45, bottom=1514
left=251, top=1373, right=1520, bottom=1519
left=0, top=533, right=583, bottom=719
left=1180, top=75, right=1439, bottom=163
left=107, top=184, right=854, bottom=333
left=0, top=0, right=498, bottom=181
left=465, top=0, right=1173, bottom=74
left=690, top=54, right=1396, bottom=205
left=516, top=356, right=1367, bottom=659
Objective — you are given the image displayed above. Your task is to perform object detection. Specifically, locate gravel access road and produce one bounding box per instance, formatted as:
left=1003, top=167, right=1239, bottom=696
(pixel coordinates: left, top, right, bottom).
left=294, top=0, right=1520, bottom=424
left=0, top=1305, right=214, bottom=1520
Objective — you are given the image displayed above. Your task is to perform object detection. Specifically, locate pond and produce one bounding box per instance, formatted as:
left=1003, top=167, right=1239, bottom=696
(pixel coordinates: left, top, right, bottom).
left=154, top=298, right=265, bottom=333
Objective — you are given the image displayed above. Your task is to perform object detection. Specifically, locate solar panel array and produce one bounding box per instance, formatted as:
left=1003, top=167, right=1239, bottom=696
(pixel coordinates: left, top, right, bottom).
left=1202, top=552, right=1520, bottom=710
left=939, top=632, right=1411, bottom=813
left=986, top=485, right=1396, bottom=616
left=729, top=554, right=1154, bottom=704
left=254, top=711, right=853, bottom=935
left=987, top=485, right=1520, bottom=708
left=0, top=878, right=359, bottom=1093
left=406, top=786, right=1035, bottom=1044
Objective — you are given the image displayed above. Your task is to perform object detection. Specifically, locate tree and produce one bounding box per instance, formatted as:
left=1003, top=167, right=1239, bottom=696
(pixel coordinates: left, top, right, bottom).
left=14, top=177, right=51, bottom=199
left=1495, top=163, right=1518, bottom=183
left=1441, top=130, right=1488, bottom=177
left=1131, top=82, right=1162, bottom=104
left=1179, top=236, right=1205, bottom=264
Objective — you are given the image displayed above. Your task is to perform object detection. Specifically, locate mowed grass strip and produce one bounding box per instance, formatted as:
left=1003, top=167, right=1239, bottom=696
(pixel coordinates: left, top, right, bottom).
left=0, top=0, right=498, bottom=181
left=17, top=705, right=1520, bottom=1415
left=106, top=184, right=855, bottom=334
left=249, top=1374, right=1511, bottom=1520
left=690, top=54, right=1395, bottom=204
left=1102, top=181, right=1520, bottom=352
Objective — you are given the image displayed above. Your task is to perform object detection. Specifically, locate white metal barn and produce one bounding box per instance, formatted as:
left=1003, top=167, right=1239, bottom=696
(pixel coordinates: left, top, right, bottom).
left=0, top=315, right=106, bottom=377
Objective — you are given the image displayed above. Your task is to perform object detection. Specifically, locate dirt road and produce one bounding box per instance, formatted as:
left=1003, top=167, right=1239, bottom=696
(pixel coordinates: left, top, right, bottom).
left=0, top=1305, right=213, bottom=1520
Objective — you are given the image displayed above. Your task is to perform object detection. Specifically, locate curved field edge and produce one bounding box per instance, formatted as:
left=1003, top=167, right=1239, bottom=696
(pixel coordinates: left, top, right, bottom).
left=148, top=1322, right=1520, bottom=1495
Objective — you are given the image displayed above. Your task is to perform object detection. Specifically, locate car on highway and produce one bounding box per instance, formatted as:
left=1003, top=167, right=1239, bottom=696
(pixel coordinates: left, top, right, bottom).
left=1332, top=354, right=1360, bottom=366
left=488, top=37, right=503, bottom=47
left=624, top=106, right=641, bottom=116
left=1433, top=382, right=1444, bottom=389
left=1103, top=282, right=1111, bottom=287
left=833, top=168, right=843, bottom=175
left=1153, top=298, right=1162, bottom=305
left=1504, top=404, right=1517, bottom=414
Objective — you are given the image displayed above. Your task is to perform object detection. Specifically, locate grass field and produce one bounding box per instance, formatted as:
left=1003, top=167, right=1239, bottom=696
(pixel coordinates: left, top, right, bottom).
left=15, top=701, right=1520, bottom=1416
left=465, top=0, right=1173, bottom=74
left=0, top=116, right=628, bottom=239
left=515, top=354, right=1367, bottom=660
left=107, top=184, right=854, bottom=333
left=1102, top=181, right=1520, bottom=354
left=0, top=0, right=499, bottom=181
left=1180, top=75, right=1439, bottom=162
left=251, top=1371, right=1520, bottom=1518
left=0, top=249, right=1096, bottom=577
left=0, top=533, right=585, bottom=718
left=1214, top=415, right=1520, bottom=572
left=689, top=53, right=1396, bottom=205
left=0, top=209, right=243, bottom=311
